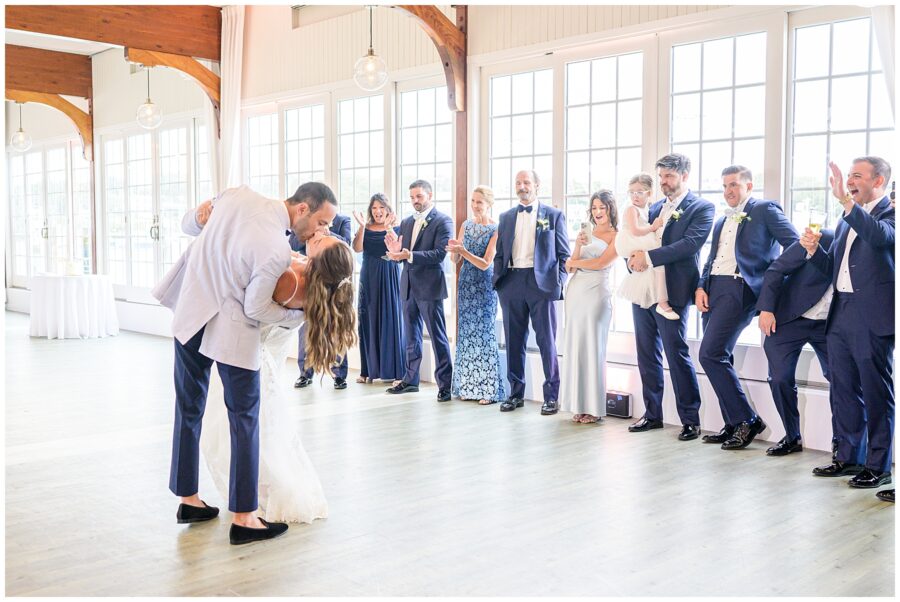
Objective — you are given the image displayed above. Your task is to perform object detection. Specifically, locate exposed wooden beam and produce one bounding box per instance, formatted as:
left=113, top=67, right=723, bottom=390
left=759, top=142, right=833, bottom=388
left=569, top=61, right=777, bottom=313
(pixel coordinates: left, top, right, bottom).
left=395, top=5, right=466, bottom=112
left=5, top=45, right=92, bottom=99
left=125, top=47, right=221, bottom=134
left=6, top=90, right=93, bottom=162
left=6, top=5, right=222, bottom=61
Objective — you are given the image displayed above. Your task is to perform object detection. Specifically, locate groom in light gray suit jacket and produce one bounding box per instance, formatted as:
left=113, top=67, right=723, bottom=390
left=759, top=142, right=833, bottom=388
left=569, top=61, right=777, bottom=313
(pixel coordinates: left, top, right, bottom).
left=153, top=182, right=337, bottom=545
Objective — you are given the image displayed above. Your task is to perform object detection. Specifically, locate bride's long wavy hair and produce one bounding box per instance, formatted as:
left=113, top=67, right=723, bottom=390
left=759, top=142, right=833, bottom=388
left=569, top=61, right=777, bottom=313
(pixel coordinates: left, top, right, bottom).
left=303, top=239, right=357, bottom=375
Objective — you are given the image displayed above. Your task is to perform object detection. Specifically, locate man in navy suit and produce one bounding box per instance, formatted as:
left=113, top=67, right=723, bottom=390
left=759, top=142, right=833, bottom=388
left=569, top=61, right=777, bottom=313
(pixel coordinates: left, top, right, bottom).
left=800, top=157, right=894, bottom=489
left=384, top=180, right=454, bottom=401
left=695, top=165, right=798, bottom=450
left=627, top=154, right=714, bottom=440
left=291, top=213, right=352, bottom=390
left=756, top=229, right=838, bottom=457
left=493, top=170, right=570, bottom=415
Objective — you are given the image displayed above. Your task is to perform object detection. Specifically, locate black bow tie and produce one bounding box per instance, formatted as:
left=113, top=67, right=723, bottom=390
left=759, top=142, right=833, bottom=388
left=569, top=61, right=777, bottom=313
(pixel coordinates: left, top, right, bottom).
left=517, top=205, right=534, bottom=214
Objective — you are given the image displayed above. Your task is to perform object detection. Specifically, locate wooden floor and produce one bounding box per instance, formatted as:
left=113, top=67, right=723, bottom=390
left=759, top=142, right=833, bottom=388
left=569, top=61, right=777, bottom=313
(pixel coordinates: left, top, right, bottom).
left=4, top=311, right=894, bottom=596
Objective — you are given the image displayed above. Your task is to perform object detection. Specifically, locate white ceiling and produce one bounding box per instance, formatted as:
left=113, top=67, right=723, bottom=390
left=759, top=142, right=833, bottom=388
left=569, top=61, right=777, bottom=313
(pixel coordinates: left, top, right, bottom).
left=5, top=29, right=117, bottom=55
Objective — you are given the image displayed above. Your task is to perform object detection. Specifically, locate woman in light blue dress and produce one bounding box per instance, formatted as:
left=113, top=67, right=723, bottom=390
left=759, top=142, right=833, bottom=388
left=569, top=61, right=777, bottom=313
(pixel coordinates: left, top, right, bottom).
left=446, top=186, right=507, bottom=404
left=559, top=190, right=619, bottom=423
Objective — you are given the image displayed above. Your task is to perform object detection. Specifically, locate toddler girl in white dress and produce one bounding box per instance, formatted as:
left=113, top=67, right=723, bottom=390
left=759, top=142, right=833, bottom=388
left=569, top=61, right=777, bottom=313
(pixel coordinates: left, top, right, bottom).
left=615, top=174, right=679, bottom=320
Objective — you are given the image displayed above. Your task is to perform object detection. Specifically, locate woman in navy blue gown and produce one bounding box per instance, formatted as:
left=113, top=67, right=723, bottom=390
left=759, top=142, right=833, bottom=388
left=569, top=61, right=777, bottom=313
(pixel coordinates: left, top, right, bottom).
left=352, top=193, right=406, bottom=384
left=446, top=186, right=507, bottom=404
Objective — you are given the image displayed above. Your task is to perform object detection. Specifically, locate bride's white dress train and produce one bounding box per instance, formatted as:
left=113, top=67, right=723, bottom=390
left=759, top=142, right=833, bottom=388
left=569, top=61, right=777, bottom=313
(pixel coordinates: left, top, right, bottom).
left=200, top=324, right=328, bottom=523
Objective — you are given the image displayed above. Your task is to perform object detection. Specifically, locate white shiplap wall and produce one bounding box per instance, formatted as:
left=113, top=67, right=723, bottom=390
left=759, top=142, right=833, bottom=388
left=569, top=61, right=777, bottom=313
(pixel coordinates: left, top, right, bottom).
left=468, top=5, right=725, bottom=56
left=242, top=5, right=456, bottom=100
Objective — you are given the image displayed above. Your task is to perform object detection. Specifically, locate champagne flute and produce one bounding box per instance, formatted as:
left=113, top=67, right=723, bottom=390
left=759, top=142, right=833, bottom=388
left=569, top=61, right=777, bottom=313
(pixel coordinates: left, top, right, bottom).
left=808, top=209, right=826, bottom=235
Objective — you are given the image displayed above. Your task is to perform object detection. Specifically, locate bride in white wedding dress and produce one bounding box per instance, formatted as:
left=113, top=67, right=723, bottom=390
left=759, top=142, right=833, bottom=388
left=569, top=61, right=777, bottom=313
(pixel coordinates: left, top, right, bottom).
left=200, top=232, right=357, bottom=523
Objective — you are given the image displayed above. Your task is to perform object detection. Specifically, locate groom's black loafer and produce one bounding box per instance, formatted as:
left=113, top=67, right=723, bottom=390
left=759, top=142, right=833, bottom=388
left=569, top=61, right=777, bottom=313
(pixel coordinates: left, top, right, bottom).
left=176, top=501, right=219, bottom=524
left=229, top=518, right=289, bottom=545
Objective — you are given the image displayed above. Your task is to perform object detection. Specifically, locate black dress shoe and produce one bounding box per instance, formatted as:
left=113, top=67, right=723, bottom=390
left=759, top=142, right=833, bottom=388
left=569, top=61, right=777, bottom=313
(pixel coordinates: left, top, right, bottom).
left=876, top=489, right=895, bottom=502
left=541, top=400, right=559, bottom=415
left=176, top=500, right=219, bottom=524
left=766, top=437, right=803, bottom=456
left=500, top=398, right=525, bottom=412
left=678, top=424, right=700, bottom=441
left=812, top=461, right=865, bottom=477
left=721, top=417, right=767, bottom=450
left=702, top=424, right=735, bottom=444
left=294, top=375, right=311, bottom=388
left=229, top=518, right=289, bottom=545
left=628, top=417, right=663, bottom=432
left=849, top=469, right=892, bottom=489
left=333, top=377, right=347, bottom=390
left=437, top=388, right=451, bottom=402
left=386, top=382, right=419, bottom=394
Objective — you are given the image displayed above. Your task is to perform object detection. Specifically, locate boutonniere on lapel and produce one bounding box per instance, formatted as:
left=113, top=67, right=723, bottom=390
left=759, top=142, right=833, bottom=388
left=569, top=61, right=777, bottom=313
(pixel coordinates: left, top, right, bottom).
left=420, top=215, right=432, bottom=230
left=669, top=209, right=683, bottom=222
left=731, top=212, right=751, bottom=224
left=536, top=217, right=550, bottom=231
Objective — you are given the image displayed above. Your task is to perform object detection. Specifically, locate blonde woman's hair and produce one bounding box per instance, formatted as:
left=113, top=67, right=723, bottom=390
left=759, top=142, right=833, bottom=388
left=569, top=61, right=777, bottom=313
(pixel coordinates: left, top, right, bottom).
left=303, top=240, right=357, bottom=374
left=473, top=185, right=495, bottom=206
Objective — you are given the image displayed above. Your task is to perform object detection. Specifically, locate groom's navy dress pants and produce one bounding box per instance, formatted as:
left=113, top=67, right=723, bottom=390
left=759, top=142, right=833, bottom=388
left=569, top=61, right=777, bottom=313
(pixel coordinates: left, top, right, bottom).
left=170, top=326, right=261, bottom=513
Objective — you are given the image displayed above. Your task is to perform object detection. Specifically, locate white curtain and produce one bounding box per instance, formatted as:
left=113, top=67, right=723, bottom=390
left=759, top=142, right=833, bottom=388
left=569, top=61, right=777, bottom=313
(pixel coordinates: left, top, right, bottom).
left=871, top=5, right=895, bottom=120
left=201, top=59, right=221, bottom=194
left=207, top=5, right=245, bottom=192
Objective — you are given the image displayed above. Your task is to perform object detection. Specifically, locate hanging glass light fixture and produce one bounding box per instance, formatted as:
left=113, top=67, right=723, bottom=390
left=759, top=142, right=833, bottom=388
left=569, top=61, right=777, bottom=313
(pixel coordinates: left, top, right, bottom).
left=353, top=5, right=388, bottom=92
left=10, top=103, right=32, bottom=153
left=136, top=68, right=163, bottom=130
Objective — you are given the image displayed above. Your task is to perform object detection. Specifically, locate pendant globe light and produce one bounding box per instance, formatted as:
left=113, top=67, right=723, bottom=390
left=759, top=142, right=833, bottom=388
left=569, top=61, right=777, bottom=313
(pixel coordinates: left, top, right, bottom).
left=10, top=103, right=32, bottom=153
left=353, top=6, right=388, bottom=92
left=136, top=68, right=163, bottom=130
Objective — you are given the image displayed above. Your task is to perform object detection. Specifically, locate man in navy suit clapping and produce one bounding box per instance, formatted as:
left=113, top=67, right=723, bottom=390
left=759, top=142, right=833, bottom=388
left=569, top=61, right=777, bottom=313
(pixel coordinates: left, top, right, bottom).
left=695, top=165, right=798, bottom=450
left=800, top=157, right=895, bottom=490
left=384, top=180, right=454, bottom=402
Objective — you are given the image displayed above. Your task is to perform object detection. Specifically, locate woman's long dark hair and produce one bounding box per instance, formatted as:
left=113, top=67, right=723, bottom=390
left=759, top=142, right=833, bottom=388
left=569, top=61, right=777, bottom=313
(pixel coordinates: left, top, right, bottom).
left=588, top=189, right=619, bottom=230
left=366, top=193, right=395, bottom=225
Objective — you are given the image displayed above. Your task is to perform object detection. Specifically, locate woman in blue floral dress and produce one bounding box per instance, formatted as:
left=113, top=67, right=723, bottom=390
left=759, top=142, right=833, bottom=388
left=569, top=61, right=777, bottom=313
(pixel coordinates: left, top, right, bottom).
left=446, top=186, right=507, bottom=404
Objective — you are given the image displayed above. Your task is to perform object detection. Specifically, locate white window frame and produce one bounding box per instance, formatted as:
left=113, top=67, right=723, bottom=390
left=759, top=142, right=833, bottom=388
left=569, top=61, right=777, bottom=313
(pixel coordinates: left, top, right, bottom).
left=280, top=92, right=332, bottom=197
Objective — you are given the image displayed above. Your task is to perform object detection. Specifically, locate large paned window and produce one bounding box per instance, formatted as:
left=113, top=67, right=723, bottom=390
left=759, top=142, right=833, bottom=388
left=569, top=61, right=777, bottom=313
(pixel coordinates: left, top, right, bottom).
left=397, top=85, right=453, bottom=219
left=488, top=69, right=554, bottom=215
left=8, top=154, right=27, bottom=278
left=284, top=104, right=326, bottom=195
left=245, top=113, right=279, bottom=198
left=337, top=95, right=384, bottom=231
left=788, top=16, right=895, bottom=232
left=100, top=120, right=207, bottom=297
left=565, top=52, right=644, bottom=238
left=44, top=147, right=69, bottom=274
left=71, top=148, right=93, bottom=273
left=194, top=123, right=213, bottom=202
left=670, top=32, right=768, bottom=344
left=24, top=150, right=45, bottom=276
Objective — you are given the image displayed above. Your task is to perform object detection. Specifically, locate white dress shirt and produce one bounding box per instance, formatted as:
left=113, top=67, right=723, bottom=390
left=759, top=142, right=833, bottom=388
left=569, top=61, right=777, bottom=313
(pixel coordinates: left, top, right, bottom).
left=511, top=201, right=539, bottom=268
left=836, top=198, right=881, bottom=292
left=711, top=198, right=750, bottom=277
left=801, top=288, right=834, bottom=321
left=408, top=205, right=432, bottom=264
left=647, top=190, right=688, bottom=267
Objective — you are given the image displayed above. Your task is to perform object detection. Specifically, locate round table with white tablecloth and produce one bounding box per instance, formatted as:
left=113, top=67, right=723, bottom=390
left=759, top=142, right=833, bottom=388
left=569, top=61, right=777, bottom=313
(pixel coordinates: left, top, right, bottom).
left=28, top=274, right=120, bottom=339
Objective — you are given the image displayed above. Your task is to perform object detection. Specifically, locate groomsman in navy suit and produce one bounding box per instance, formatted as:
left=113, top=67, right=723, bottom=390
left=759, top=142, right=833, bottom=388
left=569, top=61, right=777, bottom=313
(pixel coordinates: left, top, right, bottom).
left=384, top=180, right=454, bottom=402
left=800, top=157, right=895, bottom=489
left=493, top=170, right=570, bottom=415
left=757, top=229, right=839, bottom=457
left=695, top=165, right=798, bottom=450
left=627, top=154, right=714, bottom=440
left=291, top=213, right=352, bottom=390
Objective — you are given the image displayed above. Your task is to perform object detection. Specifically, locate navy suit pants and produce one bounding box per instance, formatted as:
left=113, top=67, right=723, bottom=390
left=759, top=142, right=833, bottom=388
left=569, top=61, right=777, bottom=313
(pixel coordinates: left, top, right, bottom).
left=169, top=326, right=261, bottom=513
left=828, top=294, right=894, bottom=472
left=763, top=317, right=833, bottom=442
left=402, top=297, right=453, bottom=388
left=699, top=276, right=758, bottom=425
left=498, top=268, right=560, bottom=402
